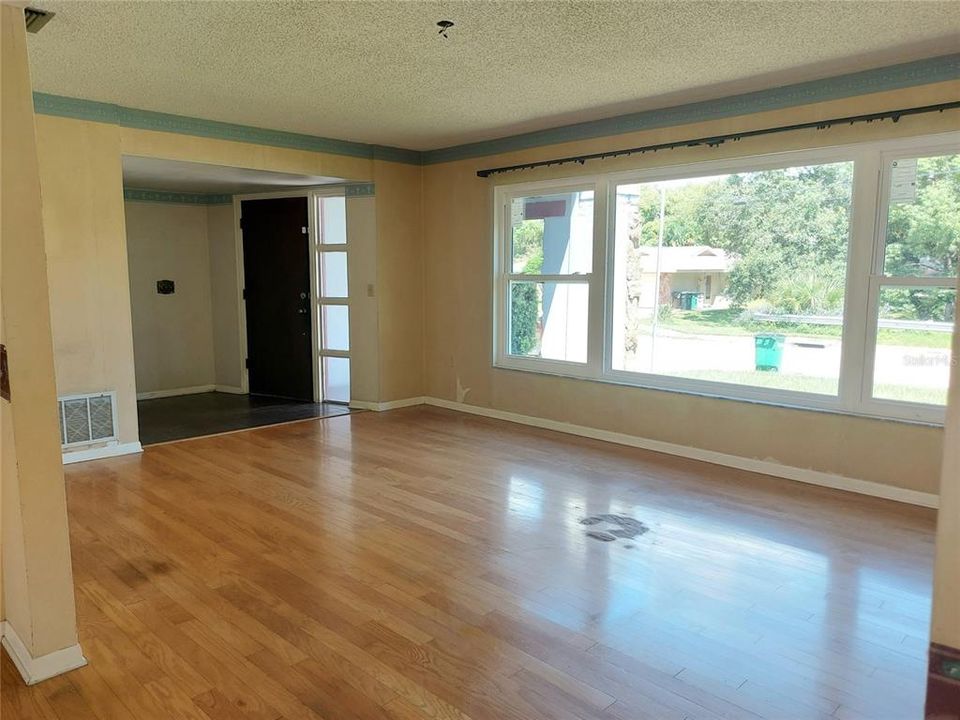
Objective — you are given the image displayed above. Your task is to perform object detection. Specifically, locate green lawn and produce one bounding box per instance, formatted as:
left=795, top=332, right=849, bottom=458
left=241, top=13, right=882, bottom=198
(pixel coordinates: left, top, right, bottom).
left=657, top=308, right=952, bottom=348
left=680, top=369, right=947, bottom=405
left=680, top=369, right=838, bottom=394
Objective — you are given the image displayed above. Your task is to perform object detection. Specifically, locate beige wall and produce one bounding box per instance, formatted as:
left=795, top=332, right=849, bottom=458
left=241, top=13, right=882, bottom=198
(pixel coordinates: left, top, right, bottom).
left=1, top=3, right=79, bottom=657
left=931, top=292, right=960, bottom=649
left=421, top=80, right=960, bottom=496
left=36, top=114, right=423, bottom=444
left=120, top=126, right=373, bottom=183
left=346, top=195, right=381, bottom=404
left=32, top=74, right=958, bottom=495
left=373, top=160, right=424, bottom=402
left=207, top=203, right=243, bottom=389
left=36, top=116, right=140, bottom=445
left=125, top=201, right=217, bottom=394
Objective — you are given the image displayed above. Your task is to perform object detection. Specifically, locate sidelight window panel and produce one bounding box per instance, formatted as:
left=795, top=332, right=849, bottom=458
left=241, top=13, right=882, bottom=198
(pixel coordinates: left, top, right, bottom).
left=319, top=251, right=348, bottom=298
left=313, top=192, right=352, bottom=404
left=320, top=304, right=350, bottom=352
left=322, top=357, right=350, bottom=403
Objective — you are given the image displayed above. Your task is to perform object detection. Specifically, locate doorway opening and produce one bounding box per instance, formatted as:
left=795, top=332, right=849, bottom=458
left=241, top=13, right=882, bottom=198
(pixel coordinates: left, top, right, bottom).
left=238, top=190, right=353, bottom=406
left=121, top=157, right=354, bottom=445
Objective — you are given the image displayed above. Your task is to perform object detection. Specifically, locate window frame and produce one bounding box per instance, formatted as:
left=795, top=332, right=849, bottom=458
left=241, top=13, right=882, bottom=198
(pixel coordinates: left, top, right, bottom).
left=492, top=132, right=960, bottom=425
left=493, top=178, right=605, bottom=377
left=858, top=144, right=959, bottom=423
left=314, top=191, right=351, bottom=404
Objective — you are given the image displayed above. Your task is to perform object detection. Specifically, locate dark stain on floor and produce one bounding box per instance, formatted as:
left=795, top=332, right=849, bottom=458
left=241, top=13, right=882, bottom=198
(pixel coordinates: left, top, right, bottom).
left=585, top=530, right=617, bottom=542
left=580, top=514, right=649, bottom=544
left=149, top=561, right=171, bottom=575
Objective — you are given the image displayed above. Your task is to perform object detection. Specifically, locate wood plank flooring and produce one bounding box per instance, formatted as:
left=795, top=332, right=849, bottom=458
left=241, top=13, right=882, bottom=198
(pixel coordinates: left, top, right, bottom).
left=2, top=406, right=936, bottom=719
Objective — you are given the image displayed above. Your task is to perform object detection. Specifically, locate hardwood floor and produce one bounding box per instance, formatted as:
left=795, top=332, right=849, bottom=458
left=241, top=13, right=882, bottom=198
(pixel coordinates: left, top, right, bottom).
left=2, top=406, right=936, bottom=719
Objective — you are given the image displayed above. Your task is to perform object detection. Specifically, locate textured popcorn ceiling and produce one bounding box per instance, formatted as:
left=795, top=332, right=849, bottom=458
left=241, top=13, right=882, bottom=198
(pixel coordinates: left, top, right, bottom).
left=25, top=1, right=960, bottom=151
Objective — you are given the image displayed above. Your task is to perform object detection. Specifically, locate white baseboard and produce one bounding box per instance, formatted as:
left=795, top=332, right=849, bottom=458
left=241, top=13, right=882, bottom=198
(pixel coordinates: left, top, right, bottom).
left=63, top=441, right=143, bottom=465
left=422, top=397, right=939, bottom=509
left=350, top=397, right=426, bottom=412
left=214, top=385, right=246, bottom=395
left=0, top=621, right=86, bottom=685
left=58, top=393, right=938, bottom=505
left=136, top=385, right=215, bottom=400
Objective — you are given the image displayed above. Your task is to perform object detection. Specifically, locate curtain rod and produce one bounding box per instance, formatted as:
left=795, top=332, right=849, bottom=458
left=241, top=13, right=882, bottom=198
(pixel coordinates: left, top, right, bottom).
left=475, top=101, right=960, bottom=178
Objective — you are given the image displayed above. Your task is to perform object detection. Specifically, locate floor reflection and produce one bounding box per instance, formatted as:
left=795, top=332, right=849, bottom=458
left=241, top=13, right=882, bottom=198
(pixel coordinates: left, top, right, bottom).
left=491, top=450, right=932, bottom=719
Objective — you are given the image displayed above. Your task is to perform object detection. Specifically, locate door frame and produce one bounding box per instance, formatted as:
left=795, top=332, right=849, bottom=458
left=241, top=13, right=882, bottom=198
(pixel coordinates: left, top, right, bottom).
left=233, top=186, right=348, bottom=403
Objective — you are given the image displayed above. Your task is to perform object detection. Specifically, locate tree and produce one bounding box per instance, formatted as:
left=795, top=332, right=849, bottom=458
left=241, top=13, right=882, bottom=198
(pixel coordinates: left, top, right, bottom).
left=511, top=218, right=544, bottom=271
left=509, top=219, right=544, bottom=355
left=510, top=283, right=539, bottom=355
left=884, top=155, right=960, bottom=278
left=624, top=161, right=856, bottom=313
left=878, top=155, right=960, bottom=320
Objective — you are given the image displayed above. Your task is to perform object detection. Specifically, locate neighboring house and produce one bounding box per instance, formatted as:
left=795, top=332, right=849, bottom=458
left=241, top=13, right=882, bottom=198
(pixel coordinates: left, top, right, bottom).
left=524, top=189, right=735, bottom=365
left=632, top=245, right=733, bottom=310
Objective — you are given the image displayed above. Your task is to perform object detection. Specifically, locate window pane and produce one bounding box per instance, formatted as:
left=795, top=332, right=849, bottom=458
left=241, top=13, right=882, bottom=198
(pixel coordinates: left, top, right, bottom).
left=509, top=281, right=588, bottom=362
left=321, top=305, right=349, bottom=351
left=611, top=162, right=853, bottom=396
left=872, top=286, right=955, bottom=405
left=322, top=356, right=350, bottom=403
left=320, top=196, right=347, bottom=245
left=884, top=154, right=959, bottom=277
left=510, top=191, right=593, bottom=274
left=319, top=251, right=348, bottom=298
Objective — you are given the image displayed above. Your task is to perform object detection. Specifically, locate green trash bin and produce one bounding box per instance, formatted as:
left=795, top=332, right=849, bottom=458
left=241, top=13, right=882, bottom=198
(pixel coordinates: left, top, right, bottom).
left=679, top=292, right=700, bottom=310
left=754, top=333, right=785, bottom=372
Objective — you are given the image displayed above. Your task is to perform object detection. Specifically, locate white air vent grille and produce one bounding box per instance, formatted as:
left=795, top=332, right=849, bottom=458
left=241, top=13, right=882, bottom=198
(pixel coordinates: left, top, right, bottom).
left=59, top=392, right=117, bottom=447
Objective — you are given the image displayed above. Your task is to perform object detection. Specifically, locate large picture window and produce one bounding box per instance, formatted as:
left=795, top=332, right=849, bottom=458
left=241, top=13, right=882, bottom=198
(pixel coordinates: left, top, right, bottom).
left=610, top=161, right=853, bottom=396
left=493, top=135, right=959, bottom=424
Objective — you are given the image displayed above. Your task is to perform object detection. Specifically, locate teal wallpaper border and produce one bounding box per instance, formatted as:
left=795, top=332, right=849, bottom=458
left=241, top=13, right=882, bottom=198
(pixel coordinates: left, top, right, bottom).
left=34, top=93, right=420, bottom=165
left=123, top=188, right=233, bottom=205
left=344, top=183, right=375, bottom=197
left=34, top=53, right=959, bottom=168
left=123, top=183, right=374, bottom=203
left=422, top=54, right=960, bottom=164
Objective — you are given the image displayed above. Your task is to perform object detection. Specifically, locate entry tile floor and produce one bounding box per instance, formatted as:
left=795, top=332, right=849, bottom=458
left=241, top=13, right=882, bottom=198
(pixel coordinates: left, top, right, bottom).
left=136, top=391, right=351, bottom=445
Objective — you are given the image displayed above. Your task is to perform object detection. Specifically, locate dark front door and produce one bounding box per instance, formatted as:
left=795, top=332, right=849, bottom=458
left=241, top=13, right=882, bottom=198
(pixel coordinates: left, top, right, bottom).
left=241, top=197, right=313, bottom=401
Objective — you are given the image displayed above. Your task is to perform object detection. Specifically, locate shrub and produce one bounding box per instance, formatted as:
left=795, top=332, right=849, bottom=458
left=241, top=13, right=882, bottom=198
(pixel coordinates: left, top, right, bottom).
left=510, top=283, right=539, bottom=355
left=767, top=269, right=845, bottom=315
left=726, top=248, right=786, bottom=308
